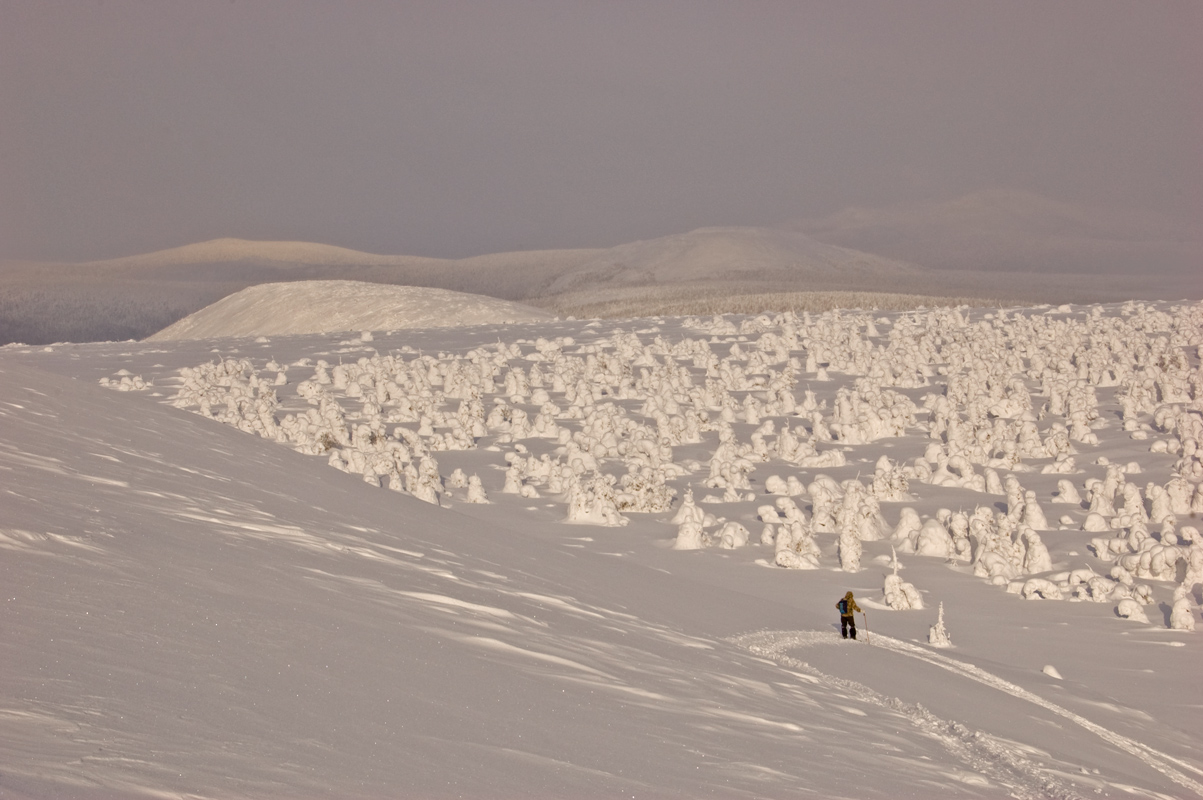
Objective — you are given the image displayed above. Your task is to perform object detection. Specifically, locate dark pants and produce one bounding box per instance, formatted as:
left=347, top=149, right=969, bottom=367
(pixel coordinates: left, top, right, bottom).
left=841, top=615, right=857, bottom=639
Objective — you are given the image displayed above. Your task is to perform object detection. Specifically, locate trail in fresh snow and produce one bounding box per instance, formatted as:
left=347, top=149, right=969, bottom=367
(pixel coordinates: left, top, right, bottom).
left=734, top=630, right=1203, bottom=799
left=4, top=300, right=1202, bottom=800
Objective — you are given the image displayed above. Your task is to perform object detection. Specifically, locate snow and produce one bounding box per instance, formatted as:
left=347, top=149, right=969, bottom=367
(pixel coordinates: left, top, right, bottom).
left=2, top=295, right=1202, bottom=799
left=146, top=280, right=554, bottom=340
left=543, top=226, right=924, bottom=294
left=79, top=237, right=442, bottom=268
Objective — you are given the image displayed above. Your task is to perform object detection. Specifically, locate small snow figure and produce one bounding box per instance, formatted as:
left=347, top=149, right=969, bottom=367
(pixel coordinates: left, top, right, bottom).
left=1169, top=585, right=1196, bottom=631
left=1021, top=528, right=1053, bottom=574
left=673, top=518, right=706, bottom=550
left=883, top=560, right=924, bottom=610
left=1052, top=479, right=1082, bottom=505
left=838, top=525, right=863, bottom=572
left=928, top=602, right=952, bottom=647
left=1115, top=598, right=1150, bottom=624
left=1022, top=490, right=1049, bottom=530
left=446, top=468, right=468, bottom=489
left=836, top=591, right=862, bottom=640
left=465, top=475, right=489, bottom=504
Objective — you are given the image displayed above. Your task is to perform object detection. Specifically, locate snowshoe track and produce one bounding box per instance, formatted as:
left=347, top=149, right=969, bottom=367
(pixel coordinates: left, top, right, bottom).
left=733, top=630, right=1203, bottom=800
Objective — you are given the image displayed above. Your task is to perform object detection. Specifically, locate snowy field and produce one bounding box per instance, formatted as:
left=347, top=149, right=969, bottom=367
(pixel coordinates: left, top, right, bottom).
left=2, top=299, right=1202, bottom=799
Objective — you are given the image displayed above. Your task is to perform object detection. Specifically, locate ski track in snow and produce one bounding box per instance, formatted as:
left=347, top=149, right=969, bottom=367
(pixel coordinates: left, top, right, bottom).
left=5, top=300, right=1202, bottom=799
left=734, top=630, right=1203, bottom=799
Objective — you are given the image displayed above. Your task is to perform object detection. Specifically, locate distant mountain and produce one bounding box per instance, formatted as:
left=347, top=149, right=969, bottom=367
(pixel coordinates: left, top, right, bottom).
left=0, top=231, right=937, bottom=345
left=540, top=226, right=925, bottom=295
left=3, top=197, right=1199, bottom=346
left=74, top=230, right=925, bottom=293
left=0, top=241, right=600, bottom=344
left=147, top=281, right=553, bottom=341
left=65, top=238, right=605, bottom=299
left=790, top=188, right=1202, bottom=277
left=77, top=238, right=440, bottom=269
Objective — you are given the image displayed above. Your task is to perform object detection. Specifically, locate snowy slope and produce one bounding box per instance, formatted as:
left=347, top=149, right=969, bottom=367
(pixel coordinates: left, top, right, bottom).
left=541, top=226, right=927, bottom=295
left=2, top=299, right=1202, bottom=800
left=146, top=280, right=554, bottom=340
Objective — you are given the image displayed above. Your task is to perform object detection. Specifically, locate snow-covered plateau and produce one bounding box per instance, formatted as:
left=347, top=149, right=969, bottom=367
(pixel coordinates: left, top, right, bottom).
left=2, top=298, right=1202, bottom=799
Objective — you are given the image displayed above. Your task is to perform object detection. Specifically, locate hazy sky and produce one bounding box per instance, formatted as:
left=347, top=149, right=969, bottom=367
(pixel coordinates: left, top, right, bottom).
left=2, top=1, right=1199, bottom=261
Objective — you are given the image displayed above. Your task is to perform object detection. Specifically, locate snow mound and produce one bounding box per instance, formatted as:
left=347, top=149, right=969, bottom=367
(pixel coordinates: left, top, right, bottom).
left=147, top=280, right=554, bottom=340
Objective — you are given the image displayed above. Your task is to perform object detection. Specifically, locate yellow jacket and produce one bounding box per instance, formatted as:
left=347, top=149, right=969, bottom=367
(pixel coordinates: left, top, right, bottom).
left=836, top=594, right=861, bottom=616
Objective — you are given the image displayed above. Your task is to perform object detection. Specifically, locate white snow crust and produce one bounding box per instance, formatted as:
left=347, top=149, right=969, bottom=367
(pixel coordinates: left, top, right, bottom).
left=147, top=280, right=554, bottom=340
left=2, top=296, right=1202, bottom=800
left=543, top=226, right=924, bottom=294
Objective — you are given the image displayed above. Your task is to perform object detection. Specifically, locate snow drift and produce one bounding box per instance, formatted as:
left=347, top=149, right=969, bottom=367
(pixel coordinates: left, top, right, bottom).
left=147, top=280, right=554, bottom=340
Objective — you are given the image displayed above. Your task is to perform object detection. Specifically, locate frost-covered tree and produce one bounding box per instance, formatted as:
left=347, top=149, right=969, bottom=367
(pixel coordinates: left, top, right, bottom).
left=928, top=602, right=951, bottom=647
left=838, top=524, right=862, bottom=572
left=883, top=560, right=923, bottom=610
left=465, top=475, right=489, bottom=504
left=1169, top=585, right=1196, bottom=631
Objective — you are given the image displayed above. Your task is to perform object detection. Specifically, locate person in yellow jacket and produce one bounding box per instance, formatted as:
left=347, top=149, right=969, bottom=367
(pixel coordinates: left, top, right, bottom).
left=836, top=591, right=861, bottom=640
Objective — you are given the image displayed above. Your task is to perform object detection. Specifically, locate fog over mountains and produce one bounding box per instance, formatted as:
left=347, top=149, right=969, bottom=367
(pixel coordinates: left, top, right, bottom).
left=792, top=189, right=1202, bottom=277
left=1, top=190, right=1197, bottom=345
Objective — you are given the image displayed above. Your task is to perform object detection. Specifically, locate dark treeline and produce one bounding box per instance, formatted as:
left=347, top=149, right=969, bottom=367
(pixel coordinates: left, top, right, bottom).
left=0, top=281, right=235, bottom=345
left=0, top=256, right=590, bottom=344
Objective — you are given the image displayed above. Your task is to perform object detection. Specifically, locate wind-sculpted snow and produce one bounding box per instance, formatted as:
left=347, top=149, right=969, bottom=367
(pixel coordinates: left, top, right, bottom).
left=735, top=628, right=1203, bottom=798
left=147, top=280, right=554, bottom=340
left=5, top=298, right=1202, bottom=799
left=158, top=300, right=1203, bottom=631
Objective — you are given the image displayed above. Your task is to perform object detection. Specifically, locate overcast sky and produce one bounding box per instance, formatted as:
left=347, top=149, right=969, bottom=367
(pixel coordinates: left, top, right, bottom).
left=2, top=1, right=1199, bottom=261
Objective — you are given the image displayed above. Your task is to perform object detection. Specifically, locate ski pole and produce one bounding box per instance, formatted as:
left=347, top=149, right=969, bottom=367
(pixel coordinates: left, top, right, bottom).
left=861, top=611, right=870, bottom=644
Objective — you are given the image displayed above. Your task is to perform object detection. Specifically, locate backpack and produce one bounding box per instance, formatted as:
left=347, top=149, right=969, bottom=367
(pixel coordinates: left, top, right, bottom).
left=837, top=599, right=849, bottom=615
